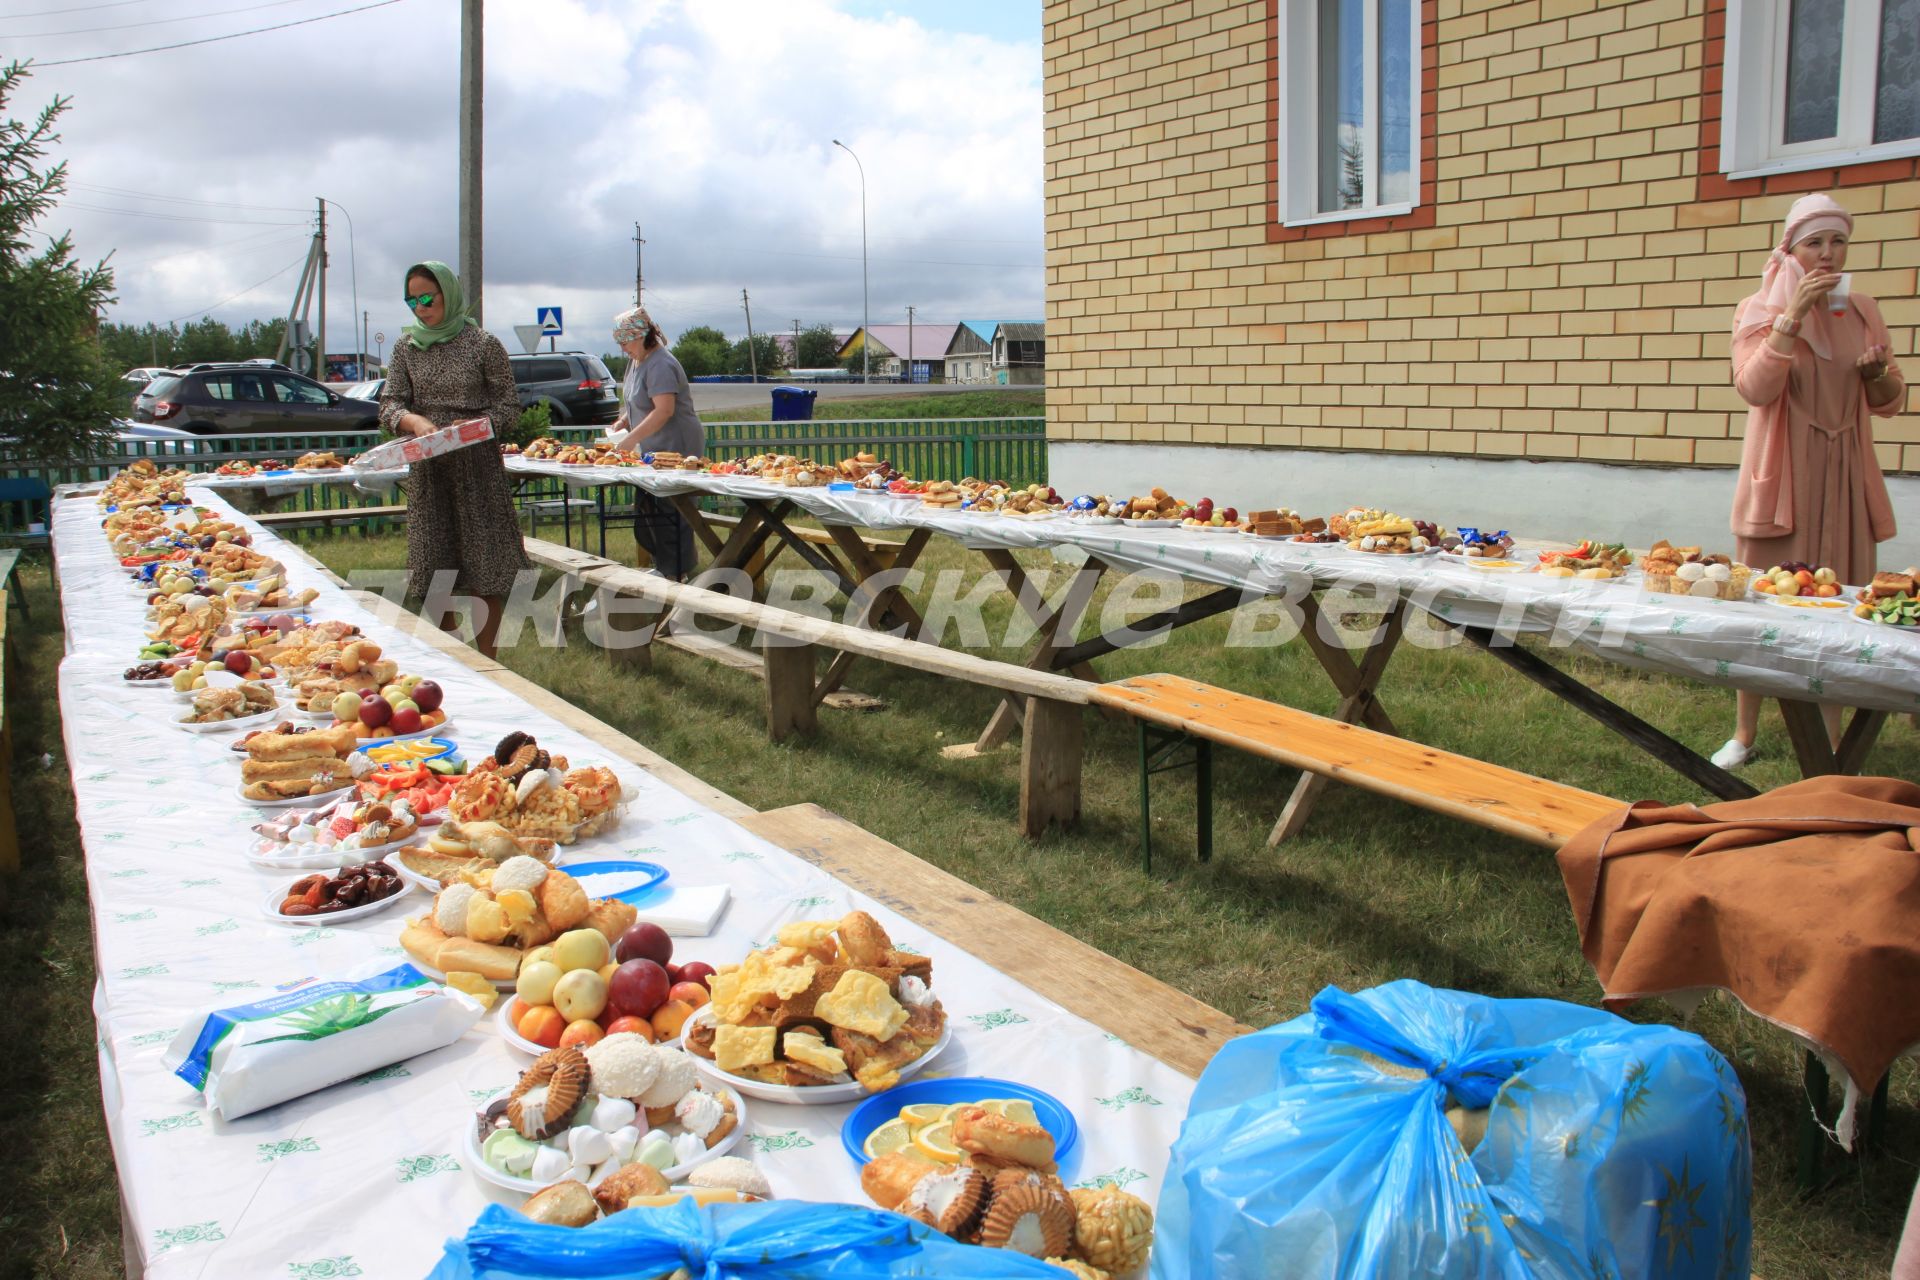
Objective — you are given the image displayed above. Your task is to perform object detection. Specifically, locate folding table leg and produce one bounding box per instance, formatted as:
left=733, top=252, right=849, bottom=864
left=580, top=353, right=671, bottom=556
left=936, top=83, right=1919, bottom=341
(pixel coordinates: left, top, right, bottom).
left=1269, top=600, right=1406, bottom=847
left=1137, top=721, right=1152, bottom=874
left=1798, top=1050, right=1829, bottom=1192
left=1196, top=738, right=1213, bottom=864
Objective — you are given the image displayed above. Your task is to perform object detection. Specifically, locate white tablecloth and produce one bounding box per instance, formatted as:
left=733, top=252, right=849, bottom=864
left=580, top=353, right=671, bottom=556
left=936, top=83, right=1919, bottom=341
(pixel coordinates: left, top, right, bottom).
left=59, top=491, right=1194, bottom=1278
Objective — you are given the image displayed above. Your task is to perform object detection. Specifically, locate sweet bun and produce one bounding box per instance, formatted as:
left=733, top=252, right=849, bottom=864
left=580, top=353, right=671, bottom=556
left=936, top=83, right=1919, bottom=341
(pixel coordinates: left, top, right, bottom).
left=952, top=1106, right=1055, bottom=1169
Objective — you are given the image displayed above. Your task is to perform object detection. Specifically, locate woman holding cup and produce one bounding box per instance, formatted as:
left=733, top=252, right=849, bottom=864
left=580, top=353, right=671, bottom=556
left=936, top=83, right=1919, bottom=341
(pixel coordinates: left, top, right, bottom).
left=1713, top=194, right=1906, bottom=768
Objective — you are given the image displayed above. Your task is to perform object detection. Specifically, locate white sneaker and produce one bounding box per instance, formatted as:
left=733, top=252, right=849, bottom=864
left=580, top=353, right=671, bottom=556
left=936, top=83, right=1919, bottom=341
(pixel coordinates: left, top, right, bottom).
left=1710, top=738, right=1753, bottom=769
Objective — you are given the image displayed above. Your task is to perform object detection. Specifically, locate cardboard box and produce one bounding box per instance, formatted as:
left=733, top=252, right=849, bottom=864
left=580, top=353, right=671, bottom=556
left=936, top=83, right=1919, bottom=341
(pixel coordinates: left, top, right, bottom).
left=351, top=417, right=493, bottom=472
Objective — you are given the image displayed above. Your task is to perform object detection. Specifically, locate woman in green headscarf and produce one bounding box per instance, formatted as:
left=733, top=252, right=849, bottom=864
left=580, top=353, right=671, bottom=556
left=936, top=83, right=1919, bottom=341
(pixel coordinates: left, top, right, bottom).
left=378, top=261, right=531, bottom=659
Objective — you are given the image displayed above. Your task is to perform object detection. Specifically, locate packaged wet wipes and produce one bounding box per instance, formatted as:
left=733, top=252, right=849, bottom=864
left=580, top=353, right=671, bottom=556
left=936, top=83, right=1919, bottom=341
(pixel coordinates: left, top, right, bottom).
left=163, top=960, right=484, bottom=1120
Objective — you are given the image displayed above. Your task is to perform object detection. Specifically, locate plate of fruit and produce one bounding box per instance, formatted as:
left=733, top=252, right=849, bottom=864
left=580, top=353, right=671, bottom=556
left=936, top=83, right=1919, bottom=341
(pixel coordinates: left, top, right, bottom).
left=324, top=679, right=450, bottom=742
left=1178, top=499, right=1243, bottom=531
left=261, top=860, right=412, bottom=925
left=1752, top=562, right=1848, bottom=606
left=123, top=660, right=183, bottom=687
left=842, top=1077, right=1079, bottom=1170
left=499, top=922, right=706, bottom=1056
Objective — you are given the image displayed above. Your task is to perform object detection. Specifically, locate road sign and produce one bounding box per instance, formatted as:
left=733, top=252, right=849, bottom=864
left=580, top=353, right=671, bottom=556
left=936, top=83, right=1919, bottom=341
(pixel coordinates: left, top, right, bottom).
left=289, top=349, right=312, bottom=375
left=537, top=306, right=564, bottom=336
left=512, top=325, right=546, bottom=355
left=374, top=331, right=385, bottom=344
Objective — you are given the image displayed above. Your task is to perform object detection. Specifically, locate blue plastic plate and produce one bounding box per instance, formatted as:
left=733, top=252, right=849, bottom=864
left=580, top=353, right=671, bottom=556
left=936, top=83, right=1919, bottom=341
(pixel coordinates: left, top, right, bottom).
left=840, top=1076, right=1079, bottom=1168
left=562, top=859, right=669, bottom=904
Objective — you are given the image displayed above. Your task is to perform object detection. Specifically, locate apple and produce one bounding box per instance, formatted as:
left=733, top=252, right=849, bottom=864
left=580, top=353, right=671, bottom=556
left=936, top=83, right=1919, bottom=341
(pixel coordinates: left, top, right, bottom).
left=607, top=959, right=671, bottom=1020
left=389, top=706, right=423, bottom=736
left=521, top=945, right=556, bottom=970
left=267, top=613, right=297, bottom=633
left=675, top=961, right=716, bottom=990
left=615, top=922, right=673, bottom=968
left=552, top=928, right=611, bottom=973
left=1223, top=507, right=1238, bottom=524
left=382, top=686, right=407, bottom=706
left=516, top=959, right=562, bottom=1006
left=668, top=981, right=710, bottom=1010
left=393, top=698, right=419, bottom=716
left=223, top=650, right=252, bottom=675
left=552, top=969, right=609, bottom=1023
left=358, top=694, right=391, bottom=728
left=399, top=674, right=422, bottom=693
left=330, top=692, right=362, bottom=721
left=664, top=963, right=683, bottom=984
left=412, top=680, right=444, bottom=713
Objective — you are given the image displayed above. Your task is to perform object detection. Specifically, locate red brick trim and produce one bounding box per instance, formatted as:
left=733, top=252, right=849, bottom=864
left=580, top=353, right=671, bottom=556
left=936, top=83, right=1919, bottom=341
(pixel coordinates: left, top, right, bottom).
left=1696, top=0, right=1920, bottom=201
left=1266, top=0, right=1439, bottom=242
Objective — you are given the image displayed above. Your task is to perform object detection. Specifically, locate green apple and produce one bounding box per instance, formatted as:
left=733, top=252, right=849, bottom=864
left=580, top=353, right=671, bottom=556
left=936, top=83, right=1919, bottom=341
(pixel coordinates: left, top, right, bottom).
left=516, top=959, right=562, bottom=1006
left=331, top=691, right=362, bottom=721
left=393, top=698, right=419, bottom=716
left=552, top=928, right=610, bottom=973
left=399, top=675, right=422, bottom=694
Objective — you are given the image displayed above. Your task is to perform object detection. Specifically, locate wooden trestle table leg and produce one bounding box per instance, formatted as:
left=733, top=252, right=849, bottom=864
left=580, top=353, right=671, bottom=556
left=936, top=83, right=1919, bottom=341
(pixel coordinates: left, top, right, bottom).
left=1777, top=699, right=1889, bottom=778
left=812, top=527, right=935, bottom=705
left=1267, top=597, right=1407, bottom=848
left=970, top=557, right=1108, bottom=754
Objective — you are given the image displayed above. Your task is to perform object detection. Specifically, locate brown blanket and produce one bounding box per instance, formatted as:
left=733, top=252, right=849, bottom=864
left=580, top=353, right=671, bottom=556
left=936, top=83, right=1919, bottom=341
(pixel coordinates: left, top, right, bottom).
left=1557, top=774, right=1920, bottom=1097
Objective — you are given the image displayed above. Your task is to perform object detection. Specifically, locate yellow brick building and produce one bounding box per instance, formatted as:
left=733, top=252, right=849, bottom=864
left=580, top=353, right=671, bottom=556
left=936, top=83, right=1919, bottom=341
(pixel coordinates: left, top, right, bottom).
left=1043, top=0, right=1920, bottom=559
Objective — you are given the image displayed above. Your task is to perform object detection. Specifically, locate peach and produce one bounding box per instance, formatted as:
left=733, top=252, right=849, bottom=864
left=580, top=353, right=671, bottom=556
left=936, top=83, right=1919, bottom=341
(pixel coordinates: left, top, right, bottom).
left=667, top=981, right=710, bottom=1010
left=517, top=1005, right=565, bottom=1048
left=559, top=1018, right=605, bottom=1049
left=650, top=999, right=696, bottom=1040
left=602, top=1015, right=656, bottom=1041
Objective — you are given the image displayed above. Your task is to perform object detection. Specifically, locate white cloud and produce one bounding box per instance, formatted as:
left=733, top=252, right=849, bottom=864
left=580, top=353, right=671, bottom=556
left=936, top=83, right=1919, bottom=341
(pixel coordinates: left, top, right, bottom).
left=28, top=0, right=1039, bottom=362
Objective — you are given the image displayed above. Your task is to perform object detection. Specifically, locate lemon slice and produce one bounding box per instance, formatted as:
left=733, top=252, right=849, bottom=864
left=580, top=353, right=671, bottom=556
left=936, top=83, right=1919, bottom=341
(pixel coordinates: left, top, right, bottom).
left=999, top=1100, right=1039, bottom=1127
left=913, top=1120, right=962, bottom=1163
left=974, top=1099, right=1009, bottom=1116
left=899, top=1103, right=947, bottom=1127
left=864, top=1117, right=912, bottom=1160
left=940, top=1101, right=975, bottom=1125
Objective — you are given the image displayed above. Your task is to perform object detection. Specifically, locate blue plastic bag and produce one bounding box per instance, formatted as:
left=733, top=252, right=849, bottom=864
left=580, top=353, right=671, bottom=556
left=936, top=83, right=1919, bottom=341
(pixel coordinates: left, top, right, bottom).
left=1153, top=981, right=1751, bottom=1280
left=431, top=1199, right=1080, bottom=1279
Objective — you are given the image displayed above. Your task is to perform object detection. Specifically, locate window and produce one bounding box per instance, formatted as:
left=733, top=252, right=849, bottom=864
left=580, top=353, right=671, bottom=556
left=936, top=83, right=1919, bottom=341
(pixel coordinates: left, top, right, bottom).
left=203, top=375, right=268, bottom=402
left=270, top=376, right=331, bottom=405
left=1277, top=0, right=1419, bottom=224
left=1723, top=0, right=1920, bottom=177
left=514, top=358, right=571, bottom=384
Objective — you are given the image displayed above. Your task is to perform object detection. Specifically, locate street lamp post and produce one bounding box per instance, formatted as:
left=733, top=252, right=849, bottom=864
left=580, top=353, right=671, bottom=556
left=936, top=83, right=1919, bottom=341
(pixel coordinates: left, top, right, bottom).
left=831, top=139, right=869, bottom=384
left=321, top=198, right=359, bottom=378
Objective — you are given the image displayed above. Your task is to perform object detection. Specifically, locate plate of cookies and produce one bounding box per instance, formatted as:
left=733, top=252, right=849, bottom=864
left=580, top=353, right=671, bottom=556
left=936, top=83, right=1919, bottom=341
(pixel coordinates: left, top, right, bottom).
left=677, top=910, right=951, bottom=1104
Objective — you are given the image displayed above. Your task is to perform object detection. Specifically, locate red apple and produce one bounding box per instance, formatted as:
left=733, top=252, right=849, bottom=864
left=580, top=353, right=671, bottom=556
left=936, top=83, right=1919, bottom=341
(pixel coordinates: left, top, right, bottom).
left=675, top=961, right=716, bottom=990
left=412, top=680, right=444, bottom=713
left=223, top=650, right=252, bottom=675
left=358, top=694, right=392, bottom=728
left=615, top=922, right=673, bottom=968
left=389, top=706, right=423, bottom=735
left=607, top=959, right=671, bottom=1020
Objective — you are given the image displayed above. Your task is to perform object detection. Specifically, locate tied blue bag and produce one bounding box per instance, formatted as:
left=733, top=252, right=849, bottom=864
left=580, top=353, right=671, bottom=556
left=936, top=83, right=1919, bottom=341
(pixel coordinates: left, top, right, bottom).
left=1153, top=981, right=1751, bottom=1280
left=431, top=1199, right=1081, bottom=1279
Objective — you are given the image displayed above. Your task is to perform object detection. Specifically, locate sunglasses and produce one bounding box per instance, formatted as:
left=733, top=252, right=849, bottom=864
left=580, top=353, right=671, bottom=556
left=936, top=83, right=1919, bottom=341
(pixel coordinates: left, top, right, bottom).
left=404, top=292, right=438, bottom=309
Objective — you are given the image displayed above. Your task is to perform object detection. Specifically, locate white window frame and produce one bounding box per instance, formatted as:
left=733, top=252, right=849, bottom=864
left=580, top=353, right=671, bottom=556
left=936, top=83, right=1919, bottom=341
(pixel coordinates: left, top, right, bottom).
left=1723, top=0, right=1920, bottom=179
left=1276, top=0, right=1422, bottom=227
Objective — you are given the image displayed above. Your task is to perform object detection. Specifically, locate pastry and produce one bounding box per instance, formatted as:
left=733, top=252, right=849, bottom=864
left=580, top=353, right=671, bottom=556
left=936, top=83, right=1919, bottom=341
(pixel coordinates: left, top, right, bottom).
left=861, top=1149, right=941, bottom=1211
left=953, top=1106, right=1055, bottom=1169
left=521, top=1179, right=599, bottom=1227
left=686, top=1156, right=771, bottom=1200
left=976, top=1183, right=1072, bottom=1257
left=900, top=1164, right=987, bottom=1238
left=506, top=1045, right=590, bottom=1140
left=591, top=1161, right=669, bottom=1214
left=1068, top=1187, right=1154, bottom=1274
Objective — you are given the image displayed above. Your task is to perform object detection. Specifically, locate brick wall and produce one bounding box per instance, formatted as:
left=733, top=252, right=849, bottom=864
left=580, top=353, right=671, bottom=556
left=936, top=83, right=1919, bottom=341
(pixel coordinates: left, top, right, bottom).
left=1043, top=0, right=1920, bottom=473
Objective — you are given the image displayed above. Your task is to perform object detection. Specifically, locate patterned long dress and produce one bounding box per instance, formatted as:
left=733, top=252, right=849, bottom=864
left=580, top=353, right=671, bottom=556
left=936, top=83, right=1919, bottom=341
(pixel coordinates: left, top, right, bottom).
left=377, top=326, right=532, bottom=599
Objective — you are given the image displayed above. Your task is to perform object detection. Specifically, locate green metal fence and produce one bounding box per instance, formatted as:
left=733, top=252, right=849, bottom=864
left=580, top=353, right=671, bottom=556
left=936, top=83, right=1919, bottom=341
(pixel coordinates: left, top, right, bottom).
left=0, top=417, right=1049, bottom=534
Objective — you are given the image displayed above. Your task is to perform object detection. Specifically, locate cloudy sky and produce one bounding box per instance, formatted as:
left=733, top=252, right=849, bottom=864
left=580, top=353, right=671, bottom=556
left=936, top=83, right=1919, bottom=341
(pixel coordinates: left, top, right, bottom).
left=18, top=0, right=1042, bottom=362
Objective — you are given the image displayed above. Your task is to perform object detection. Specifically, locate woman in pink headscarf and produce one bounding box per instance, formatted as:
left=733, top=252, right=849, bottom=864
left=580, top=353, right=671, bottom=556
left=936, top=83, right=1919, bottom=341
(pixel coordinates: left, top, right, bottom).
left=1713, top=193, right=1906, bottom=769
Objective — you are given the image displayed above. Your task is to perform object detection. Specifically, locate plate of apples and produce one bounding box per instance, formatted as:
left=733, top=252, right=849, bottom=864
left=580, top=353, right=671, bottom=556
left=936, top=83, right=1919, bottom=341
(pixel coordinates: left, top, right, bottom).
left=323, top=676, right=451, bottom=742
left=1751, top=562, right=1848, bottom=607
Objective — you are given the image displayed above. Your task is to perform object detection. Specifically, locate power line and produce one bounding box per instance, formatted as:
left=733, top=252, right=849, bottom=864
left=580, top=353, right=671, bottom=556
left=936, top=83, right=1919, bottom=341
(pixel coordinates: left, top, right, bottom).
left=163, top=251, right=309, bottom=324
left=59, top=200, right=310, bottom=227
left=71, top=181, right=311, bottom=214
left=111, top=227, right=310, bottom=271
left=17, top=0, right=311, bottom=39
left=0, top=1, right=144, bottom=19
left=33, top=0, right=404, bottom=66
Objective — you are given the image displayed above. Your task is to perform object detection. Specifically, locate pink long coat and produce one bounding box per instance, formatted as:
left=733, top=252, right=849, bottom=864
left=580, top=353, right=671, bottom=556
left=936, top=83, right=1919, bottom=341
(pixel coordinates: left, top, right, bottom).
left=1729, top=293, right=1904, bottom=582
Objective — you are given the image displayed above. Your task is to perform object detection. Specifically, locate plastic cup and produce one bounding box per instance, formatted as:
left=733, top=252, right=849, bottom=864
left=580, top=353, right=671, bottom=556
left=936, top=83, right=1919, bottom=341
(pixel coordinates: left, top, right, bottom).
left=1827, top=272, right=1851, bottom=316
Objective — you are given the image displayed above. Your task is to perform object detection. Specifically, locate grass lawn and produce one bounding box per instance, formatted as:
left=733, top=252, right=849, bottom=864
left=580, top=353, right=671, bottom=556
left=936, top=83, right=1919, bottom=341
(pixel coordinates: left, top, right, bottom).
left=7, top=519, right=1916, bottom=1278
left=699, top=389, right=1045, bottom=423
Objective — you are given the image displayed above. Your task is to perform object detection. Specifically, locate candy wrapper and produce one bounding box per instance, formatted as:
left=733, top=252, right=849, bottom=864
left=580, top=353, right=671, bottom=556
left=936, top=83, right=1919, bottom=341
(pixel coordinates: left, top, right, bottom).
left=163, top=960, right=484, bottom=1120
left=352, top=417, right=493, bottom=473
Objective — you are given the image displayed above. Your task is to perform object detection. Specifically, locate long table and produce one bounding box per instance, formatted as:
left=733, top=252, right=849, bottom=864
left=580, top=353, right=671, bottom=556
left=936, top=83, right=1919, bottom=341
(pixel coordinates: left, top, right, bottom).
left=188, top=458, right=1920, bottom=807
left=57, top=490, right=1199, bottom=1277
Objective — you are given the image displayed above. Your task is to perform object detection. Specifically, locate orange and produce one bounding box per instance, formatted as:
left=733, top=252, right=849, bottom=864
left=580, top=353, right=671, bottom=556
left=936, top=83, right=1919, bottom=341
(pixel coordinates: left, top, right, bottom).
left=517, top=1005, right=565, bottom=1048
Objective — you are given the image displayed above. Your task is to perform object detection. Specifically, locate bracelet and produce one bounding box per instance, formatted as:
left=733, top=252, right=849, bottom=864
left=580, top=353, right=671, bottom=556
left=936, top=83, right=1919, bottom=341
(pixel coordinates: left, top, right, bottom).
left=1772, top=314, right=1801, bottom=336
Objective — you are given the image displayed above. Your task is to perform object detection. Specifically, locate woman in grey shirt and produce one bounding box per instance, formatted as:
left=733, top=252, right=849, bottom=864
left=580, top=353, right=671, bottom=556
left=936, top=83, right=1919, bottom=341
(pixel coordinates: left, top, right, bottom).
left=606, top=305, right=705, bottom=579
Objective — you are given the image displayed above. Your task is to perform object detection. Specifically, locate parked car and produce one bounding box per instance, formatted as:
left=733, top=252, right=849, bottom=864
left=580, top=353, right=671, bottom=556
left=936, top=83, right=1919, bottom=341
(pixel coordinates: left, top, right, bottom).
left=510, top=351, right=620, bottom=425
left=340, top=378, right=386, bottom=401
left=130, top=363, right=381, bottom=435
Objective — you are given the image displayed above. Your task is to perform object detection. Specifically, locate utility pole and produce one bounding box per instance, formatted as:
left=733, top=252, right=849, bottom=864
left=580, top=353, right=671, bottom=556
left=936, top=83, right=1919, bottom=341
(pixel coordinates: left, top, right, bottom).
left=741, top=288, right=757, bottom=381
left=459, top=0, right=484, bottom=324
left=362, top=309, right=370, bottom=377
left=792, top=318, right=801, bottom=370
left=315, top=196, right=328, bottom=381
left=274, top=234, right=319, bottom=365
left=641, top=222, right=656, bottom=307
left=905, top=304, right=915, bottom=384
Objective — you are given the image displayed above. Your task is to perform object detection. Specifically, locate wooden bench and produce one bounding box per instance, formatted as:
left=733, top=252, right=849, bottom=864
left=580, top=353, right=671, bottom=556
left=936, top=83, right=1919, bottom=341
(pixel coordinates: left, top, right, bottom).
left=1090, top=673, right=1621, bottom=869
left=521, top=541, right=1090, bottom=836
left=253, top=504, right=409, bottom=532
left=739, top=803, right=1248, bottom=1077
